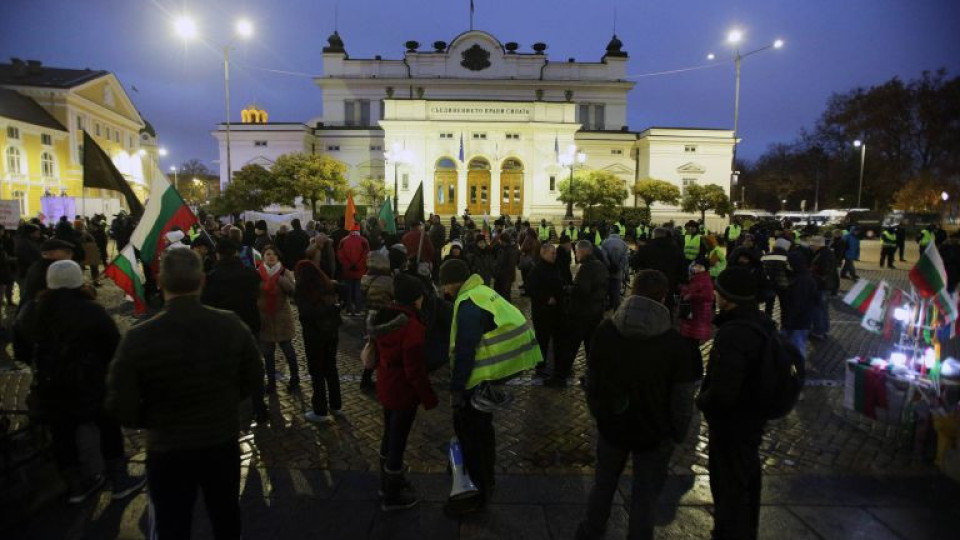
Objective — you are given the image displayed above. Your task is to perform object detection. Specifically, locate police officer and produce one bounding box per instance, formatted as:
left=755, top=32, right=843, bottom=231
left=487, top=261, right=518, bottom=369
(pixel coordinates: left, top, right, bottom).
left=613, top=217, right=626, bottom=237
left=724, top=218, right=743, bottom=246
left=683, top=220, right=707, bottom=263
left=538, top=219, right=553, bottom=242
left=440, top=259, right=542, bottom=515
left=565, top=221, right=580, bottom=242
left=918, top=225, right=935, bottom=251
left=880, top=226, right=897, bottom=269
left=635, top=221, right=650, bottom=243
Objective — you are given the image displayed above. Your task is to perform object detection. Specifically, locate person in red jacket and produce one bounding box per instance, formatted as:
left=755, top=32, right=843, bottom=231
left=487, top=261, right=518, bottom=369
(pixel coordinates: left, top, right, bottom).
left=678, top=261, right=713, bottom=379
left=401, top=222, right=435, bottom=269
left=368, top=273, right=438, bottom=511
left=337, top=224, right=370, bottom=316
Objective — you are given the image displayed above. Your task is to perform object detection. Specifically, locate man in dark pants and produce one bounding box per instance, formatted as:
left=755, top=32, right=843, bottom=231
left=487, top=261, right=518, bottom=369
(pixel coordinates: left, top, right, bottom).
left=696, top=267, right=772, bottom=540
left=548, top=241, right=608, bottom=388
left=106, top=249, right=263, bottom=539
left=526, top=243, right=566, bottom=376
left=880, top=226, right=897, bottom=269
left=895, top=223, right=907, bottom=262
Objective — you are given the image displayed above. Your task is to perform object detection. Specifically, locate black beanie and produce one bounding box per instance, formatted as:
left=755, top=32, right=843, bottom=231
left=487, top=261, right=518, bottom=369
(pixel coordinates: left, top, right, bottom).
left=439, top=259, right=471, bottom=285
left=394, top=273, right=424, bottom=306
left=715, top=267, right=758, bottom=304
left=255, top=220, right=267, bottom=231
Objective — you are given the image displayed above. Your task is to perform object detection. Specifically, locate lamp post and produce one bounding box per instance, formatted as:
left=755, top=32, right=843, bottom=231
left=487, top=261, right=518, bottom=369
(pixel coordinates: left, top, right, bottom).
left=853, top=139, right=866, bottom=208
left=384, top=142, right=411, bottom=215
left=560, top=145, right=586, bottom=220
left=174, top=15, right=253, bottom=187
left=708, top=31, right=783, bottom=215
left=170, top=165, right=178, bottom=186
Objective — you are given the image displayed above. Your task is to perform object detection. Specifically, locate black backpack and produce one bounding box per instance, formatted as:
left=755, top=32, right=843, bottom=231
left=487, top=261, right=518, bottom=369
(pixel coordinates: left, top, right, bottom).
left=734, top=321, right=805, bottom=420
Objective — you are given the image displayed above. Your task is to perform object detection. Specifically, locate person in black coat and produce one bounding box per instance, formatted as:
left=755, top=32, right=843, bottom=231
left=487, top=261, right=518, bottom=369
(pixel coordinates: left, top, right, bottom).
left=201, top=240, right=262, bottom=335
left=779, top=251, right=819, bottom=360
left=493, top=232, right=520, bottom=301
left=633, top=228, right=685, bottom=308
left=15, top=224, right=43, bottom=285
left=556, top=235, right=574, bottom=284
left=526, top=244, right=565, bottom=376
left=467, top=236, right=496, bottom=286
left=894, top=223, right=907, bottom=262
left=295, top=260, right=344, bottom=422
left=282, top=218, right=311, bottom=268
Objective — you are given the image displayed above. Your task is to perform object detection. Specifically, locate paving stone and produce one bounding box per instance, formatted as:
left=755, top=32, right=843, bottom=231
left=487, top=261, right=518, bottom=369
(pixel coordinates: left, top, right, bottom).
left=459, top=504, right=551, bottom=540
left=758, top=506, right=819, bottom=539
left=790, top=506, right=901, bottom=540
left=866, top=506, right=960, bottom=540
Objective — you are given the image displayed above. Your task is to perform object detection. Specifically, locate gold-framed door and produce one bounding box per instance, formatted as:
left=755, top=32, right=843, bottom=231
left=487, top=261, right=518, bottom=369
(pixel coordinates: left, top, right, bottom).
left=434, top=171, right=457, bottom=215
left=467, top=170, right=491, bottom=215
left=500, top=171, right=523, bottom=216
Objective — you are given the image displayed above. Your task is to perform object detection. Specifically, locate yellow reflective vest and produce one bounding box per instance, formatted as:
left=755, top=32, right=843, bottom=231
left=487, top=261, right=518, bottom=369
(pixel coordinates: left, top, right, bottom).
left=538, top=225, right=551, bottom=241
left=684, top=234, right=702, bottom=261
left=450, top=274, right=543, bottom=390
left=919, top=229, right=934, bottom=247
left=566, top=227, right=579, bottom=241
left=636, top=224, right=649, bottom=240
left=726, top=224, right=742, bottom=242
left=614, top=222, right=626, bottom=236
left=881, top=230, right=896, bottom=247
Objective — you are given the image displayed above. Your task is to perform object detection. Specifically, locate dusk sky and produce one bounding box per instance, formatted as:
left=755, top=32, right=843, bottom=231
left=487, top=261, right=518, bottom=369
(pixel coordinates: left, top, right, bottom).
left=3, top=0, right=958, bottom=171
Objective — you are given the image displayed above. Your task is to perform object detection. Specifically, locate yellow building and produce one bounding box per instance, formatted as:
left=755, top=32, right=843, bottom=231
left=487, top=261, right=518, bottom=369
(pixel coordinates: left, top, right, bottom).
left=0, top=58, right=157, bottom=220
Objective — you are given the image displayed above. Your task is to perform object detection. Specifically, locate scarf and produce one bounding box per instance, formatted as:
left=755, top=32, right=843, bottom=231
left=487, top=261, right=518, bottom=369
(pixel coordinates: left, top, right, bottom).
left=258, top=263, right=284, bottom=315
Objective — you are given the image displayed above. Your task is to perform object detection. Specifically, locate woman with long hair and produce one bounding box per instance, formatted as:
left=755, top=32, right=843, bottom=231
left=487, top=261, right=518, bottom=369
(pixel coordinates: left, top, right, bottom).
left=294, top=260, right=343, bottom=423
left=257, top=245, right=299, bottom=393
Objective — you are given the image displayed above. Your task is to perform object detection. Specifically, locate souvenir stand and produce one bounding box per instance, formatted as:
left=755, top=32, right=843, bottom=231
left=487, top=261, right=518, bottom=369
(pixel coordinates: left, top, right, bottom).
left=841, top=243, right=960, bottom=479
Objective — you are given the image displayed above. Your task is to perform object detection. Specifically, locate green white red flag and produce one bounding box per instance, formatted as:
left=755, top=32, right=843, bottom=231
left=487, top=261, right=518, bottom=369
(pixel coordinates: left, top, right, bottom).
left=843, top=279, right=878, bottom=314
left=129, top=168, right=198, bottom=268
left=910, top=242, right=947, bottom=298
left=104, top=244, right=147, bottom=314
left=860, top=280, right=889, bottom=334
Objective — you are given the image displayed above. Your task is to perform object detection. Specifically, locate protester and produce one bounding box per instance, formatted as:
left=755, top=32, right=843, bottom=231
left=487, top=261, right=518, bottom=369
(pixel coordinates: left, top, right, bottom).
left=22, top=260, right=145, bottom=504
left=360, top=251, right=394, bottom=392
left=526, top=243, right=565, bottom=377
left=74, top=220, right=102, bottom=285
left=369, top=273, right=438, bottom=510
left=257, top=245, right=300, bottom=392
left=401, top=221, right=435, bottom=266
left=707, top=236, right=727, bottom=279
left=697, top=267, right=775, bottom=540
left=338, top=224, right=371, bottom=316
left=282, top=218, right=311, bottom=268
left=577, top=270, right=696, bottom=540
left=493, top=231, right=520, bottom=302
left=440, top=259, right=541, bottom=515
left=809, top=236, right=837, bottom=339
left=601, top=227, right=629, bottom=310
left=21, top=238, right=74, bottom=305
left=253, top=220, right=272, bottom=253
left=678, top=261, right=714, bottom=375
left=840, top=227, right=861, bottom=280
left=294, top=260, right=344, bottom=423
left=556, top=234, right=574, bottom=284
left=467, top=236, right=496, bottom=286
left=780, top=251, right=818, bottom=361
left=106, top=249, right=263, bottom=540
left=634, top=228, right=685, bottom=309
left=14, top=223, right=43, bottom=298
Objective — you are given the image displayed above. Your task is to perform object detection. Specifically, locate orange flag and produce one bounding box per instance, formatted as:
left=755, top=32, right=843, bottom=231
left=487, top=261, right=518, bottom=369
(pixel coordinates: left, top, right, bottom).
left=344, top=193, right=357, bottom=230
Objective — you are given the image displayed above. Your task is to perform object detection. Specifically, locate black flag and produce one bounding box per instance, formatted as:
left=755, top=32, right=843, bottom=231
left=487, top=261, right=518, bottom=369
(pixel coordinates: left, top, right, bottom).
left=82, top=131, right=144, bottom=217
left=404, top=182, right=425, bottom=228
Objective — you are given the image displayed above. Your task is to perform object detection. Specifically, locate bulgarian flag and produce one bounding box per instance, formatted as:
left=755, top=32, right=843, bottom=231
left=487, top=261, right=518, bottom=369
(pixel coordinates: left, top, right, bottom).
left=104, top=244, right=147, bottom=314
left=129, top=170, right=198, bottom=269
left=910, top=242, right=947, bottom=298
left=843, top=279, right=878, bottom=314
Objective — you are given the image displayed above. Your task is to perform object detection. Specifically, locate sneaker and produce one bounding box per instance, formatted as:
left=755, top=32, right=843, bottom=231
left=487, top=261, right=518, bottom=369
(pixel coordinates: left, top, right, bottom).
left=68, top=474, right=105, bottom=504
left=111, top=474, right=147, bottom=500
left=305, top=411, right=333, bottom=424
left=470, top=384, right=514, bottom=412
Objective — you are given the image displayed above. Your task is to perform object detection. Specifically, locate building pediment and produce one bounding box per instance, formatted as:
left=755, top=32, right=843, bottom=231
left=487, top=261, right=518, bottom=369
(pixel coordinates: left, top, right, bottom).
left=246, top=155, right=275, bottom=168
left=73, top=74, right=143, bottom=127
left=676, top=162, right=705, bottom=174
left=602, top=163, right=634, bottom=175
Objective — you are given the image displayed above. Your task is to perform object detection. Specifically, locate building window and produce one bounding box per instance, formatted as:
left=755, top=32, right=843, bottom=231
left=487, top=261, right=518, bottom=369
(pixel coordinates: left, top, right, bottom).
left=611, top=149, right=623, bottom=155
left=682, top=177, right=697, bottom=196
left=684, top=145, right=697, bottom=153
left=254, top=140, right=268, bottom=147
left=41, top=133, right=52, bottom=145
left=7, top=126, right=20, bottom=139
left=76, top=115, right=84, bottom=131
left=549, top=175, right=556, bottom=192
left=326, top=145, right=340, bottom=151
left=105, top=126, right=111, bottom=139
left=370, top=145, right=383, bottom=151
left=401, top=173, right=409, bottom=190
left=5, top=146, right=22, bottom=174
left=577, top=103, right=606, bottom=130
left=129, top=135, right=134, bottom=149
left=439, top=133, right=454, bottom=139
left=13, top=190, right=27, bottom=216
left=77, top=144, right=83, bottom=162
left=41, top=152, right=55, bottom=177
left=114, top=130, right=120, bottom=143
left=379, top=99, right=385, bottom=121
left=506, top=133, right=520, bottom=140
left=472, top=132, right=487, bottom=140
left=95, top=123, right=101, bottom=136
left=344, top=99, right=372, bottom=127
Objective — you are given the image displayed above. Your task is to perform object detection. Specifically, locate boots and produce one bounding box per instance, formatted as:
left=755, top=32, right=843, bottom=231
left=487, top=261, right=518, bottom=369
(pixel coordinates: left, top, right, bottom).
left=106, top=458, right=147, bottom=500
left=65, top=468, right=105, bottom=505
left=380, top=466, right=420, bottom=511
left=378, top=456, right=414, bottom=497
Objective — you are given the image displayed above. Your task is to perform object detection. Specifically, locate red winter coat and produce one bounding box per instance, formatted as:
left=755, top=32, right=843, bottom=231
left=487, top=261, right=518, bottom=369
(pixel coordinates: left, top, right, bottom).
left=337, top=232, right=370, bottom=280
left=679, top=270, right=714, bottom=341
left=370, top=304, right=438, bottom=411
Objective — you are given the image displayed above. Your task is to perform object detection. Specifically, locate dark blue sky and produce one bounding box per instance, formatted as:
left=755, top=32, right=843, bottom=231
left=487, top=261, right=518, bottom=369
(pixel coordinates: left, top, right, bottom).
left=3, top=0, right=959, bottom=171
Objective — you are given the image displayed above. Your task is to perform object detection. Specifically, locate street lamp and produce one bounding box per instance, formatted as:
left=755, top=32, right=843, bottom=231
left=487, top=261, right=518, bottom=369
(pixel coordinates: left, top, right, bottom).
left=559, top=145, right=586, bottom=220
left=384, top=142, right=412, bottom=214
left=853, top=139, right=866, bottom=208
left=170, top=165, right=178, bottom=185
left=708, top=30, right=784, bottom=212
left=781, top=198, right=787, bottom=211
left=174, top=15, right=254, bottom=187
left=158, top=147, right=168, bottom=157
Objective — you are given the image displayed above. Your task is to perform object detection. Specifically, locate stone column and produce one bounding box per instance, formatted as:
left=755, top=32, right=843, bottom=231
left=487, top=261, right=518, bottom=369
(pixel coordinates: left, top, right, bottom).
left=490, top=167, right=501, bottom=217
left=457, top=167, right=468, bottom=217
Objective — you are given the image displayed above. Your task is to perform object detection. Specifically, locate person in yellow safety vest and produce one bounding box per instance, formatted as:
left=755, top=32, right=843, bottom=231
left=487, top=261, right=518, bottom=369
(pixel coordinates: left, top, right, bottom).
left=188, top=223, right=202, bottom=242
left=880, top=227, right=897, bottom=269
left=918, top=226, right=934, bottom=249
left=538, top=219, right=553, bottom=242
left=683, top=220, right=706, bottom=262
left=614, top=220, right=626, bottom=237
left=635, top=223, right=650, bottom=242
left=724, top=219, right=742, bottom=245
left=566, top=221, right=579, bottom=241
left=440, top=259, right=542, bottom=515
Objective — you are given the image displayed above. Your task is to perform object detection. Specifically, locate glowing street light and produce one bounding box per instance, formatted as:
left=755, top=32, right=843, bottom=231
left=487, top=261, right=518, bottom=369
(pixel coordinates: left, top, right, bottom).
left=173, top=15, right=198, bottom=40
left=852, top=139, right=866, bottom=207
left=727, top=29, right=743, bottom=44
left=158, top=147, right=168, bottom=157
left=559, top=145, right=587, bottom=220
left=384, top=142, right=413, bottom=214
left=169, top=165, right=178, bottom=185
left=235, top=19, right=254, bottom=39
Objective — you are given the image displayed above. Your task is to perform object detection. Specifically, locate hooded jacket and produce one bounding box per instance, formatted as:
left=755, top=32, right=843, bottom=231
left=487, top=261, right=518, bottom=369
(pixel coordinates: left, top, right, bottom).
left=679, top=270, right=715, bottom=341
left=586, top=295, right=697, bottom=451
left=369, top=304, right=438, bottom=411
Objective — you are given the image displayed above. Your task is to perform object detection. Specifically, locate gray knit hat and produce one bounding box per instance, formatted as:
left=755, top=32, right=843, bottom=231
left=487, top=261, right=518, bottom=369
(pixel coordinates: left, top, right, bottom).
left=46, top=260, right=84, bottom=290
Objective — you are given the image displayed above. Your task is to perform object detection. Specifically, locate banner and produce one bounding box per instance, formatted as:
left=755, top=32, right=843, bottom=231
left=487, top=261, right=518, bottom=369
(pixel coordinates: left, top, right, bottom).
left=0, top=200, right=20, bottom=229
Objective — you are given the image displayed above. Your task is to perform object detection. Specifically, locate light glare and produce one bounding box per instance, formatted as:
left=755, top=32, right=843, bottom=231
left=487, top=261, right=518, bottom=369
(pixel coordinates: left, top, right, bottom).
left=727, top=29, right=743, bottom=44
left=236, top=19, right=254, bottom=38
left=173, top=16, right=198, bottom=40
left=158, top=147, right=168, bottom=156
left=853, top=140, right=862, bottom=147
left=773, top=39, right=784, bottom=49
left=707, top=53, right=716, bottom=60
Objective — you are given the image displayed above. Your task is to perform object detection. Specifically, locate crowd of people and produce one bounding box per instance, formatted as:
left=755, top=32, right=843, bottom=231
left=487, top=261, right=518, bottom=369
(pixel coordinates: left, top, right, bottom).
left=12, top=205, right=958, bottom=539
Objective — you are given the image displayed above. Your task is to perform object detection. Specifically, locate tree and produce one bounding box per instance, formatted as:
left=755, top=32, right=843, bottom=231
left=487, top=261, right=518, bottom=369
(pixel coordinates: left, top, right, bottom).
left=681, top=184, right=733, bottom=223
left=178, top=180, right=207, bottom=207
left=356, top=176, right=391, bottom=211
left=271, top=153, right=350, bottom=217
left=177, top=158, right=212, bottom=178
left=632, top=178, right=681, bottom=208
left=557, top=170, right=628, bottom=213
left=891, top=172, right=948, bottom=212
left=207, top=164, right=278, bottom=216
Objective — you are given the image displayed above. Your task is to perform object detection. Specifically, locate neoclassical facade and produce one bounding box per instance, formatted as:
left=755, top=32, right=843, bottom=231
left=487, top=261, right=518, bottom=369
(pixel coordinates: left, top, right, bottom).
left=213, top=30, right=735, bottom=224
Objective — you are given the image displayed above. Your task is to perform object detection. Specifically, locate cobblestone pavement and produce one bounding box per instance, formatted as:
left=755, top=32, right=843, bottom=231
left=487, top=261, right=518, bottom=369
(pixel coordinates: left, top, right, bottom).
left=5, top=240, right=959, bottom=539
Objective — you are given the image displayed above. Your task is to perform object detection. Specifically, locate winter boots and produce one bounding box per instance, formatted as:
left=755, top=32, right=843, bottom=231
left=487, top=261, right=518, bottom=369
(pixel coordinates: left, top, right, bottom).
left=380, top=464, right=420, bottom=511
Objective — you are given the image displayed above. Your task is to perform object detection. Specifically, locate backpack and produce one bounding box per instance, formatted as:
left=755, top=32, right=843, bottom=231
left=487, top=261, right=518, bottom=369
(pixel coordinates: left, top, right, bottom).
left=733, top=320, right=805, bottom=420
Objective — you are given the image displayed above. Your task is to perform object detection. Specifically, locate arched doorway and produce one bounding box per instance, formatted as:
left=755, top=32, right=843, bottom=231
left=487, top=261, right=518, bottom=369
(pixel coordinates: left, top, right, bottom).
left=500, top=158, right=524, bottom=216
left=467, top=157, right=491, bottom=215
left=434, top=157, right=458, bottom=215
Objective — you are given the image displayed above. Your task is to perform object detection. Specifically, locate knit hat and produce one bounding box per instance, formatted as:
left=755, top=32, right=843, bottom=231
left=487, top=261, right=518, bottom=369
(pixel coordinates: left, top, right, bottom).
left=46, top=260, right=84, bottom=290
left=774, top=238, right=792, bottom=251
left=255, top=220, right=268, bottom=232
left=715, top=267, right=758, bottom=304
left=439, top=259, right=471, bottom=285
left=450, top=239, right=463, bottom=250
left=394, top=273, right=424, bottom=306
